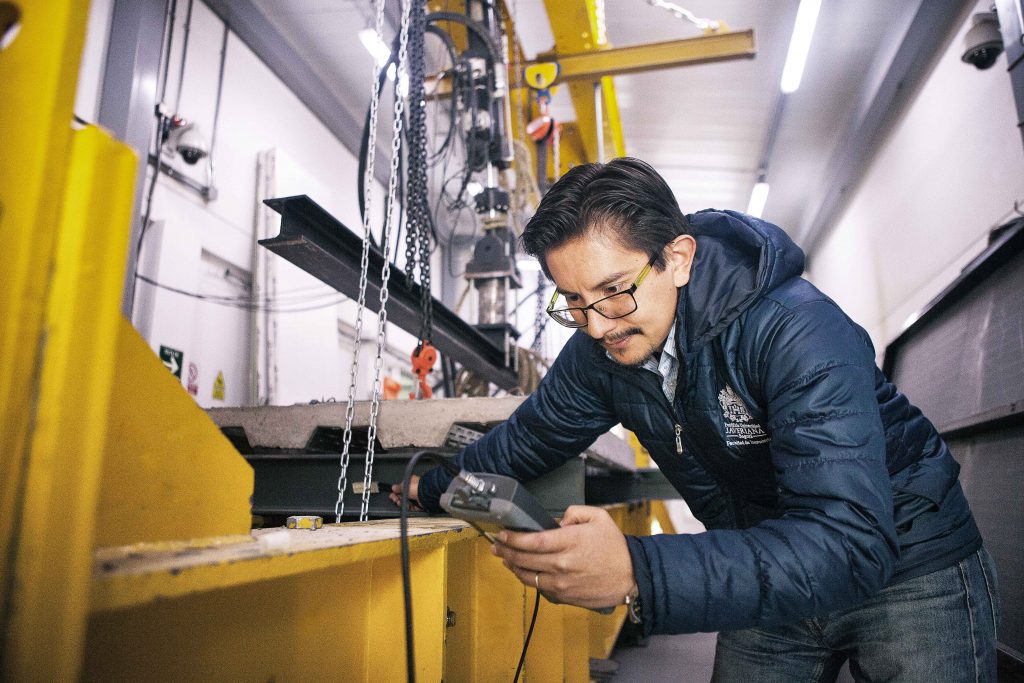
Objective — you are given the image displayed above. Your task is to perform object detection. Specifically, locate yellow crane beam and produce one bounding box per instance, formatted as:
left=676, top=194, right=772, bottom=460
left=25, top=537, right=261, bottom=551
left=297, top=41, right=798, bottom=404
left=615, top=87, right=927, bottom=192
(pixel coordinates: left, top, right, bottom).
left=533, top=29, right=757, bottom=84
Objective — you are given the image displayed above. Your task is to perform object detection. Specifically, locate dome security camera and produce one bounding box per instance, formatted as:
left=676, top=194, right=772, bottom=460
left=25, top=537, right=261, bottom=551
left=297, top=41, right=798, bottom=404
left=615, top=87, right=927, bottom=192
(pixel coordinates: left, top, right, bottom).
left=173, top=123, right=209, bottom=165
left=165, top=117, right=209, bottom=165
left=961, top=12, right=1003, bottom=70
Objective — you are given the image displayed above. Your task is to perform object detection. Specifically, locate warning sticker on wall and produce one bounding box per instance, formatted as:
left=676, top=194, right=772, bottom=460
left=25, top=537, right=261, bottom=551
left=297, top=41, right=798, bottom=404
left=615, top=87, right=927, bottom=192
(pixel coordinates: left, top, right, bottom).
left=212, top=371, right=225, bottom=400
left=186, top=362, right=199, bottom=396
left=159, top=345, right=184, bottom=379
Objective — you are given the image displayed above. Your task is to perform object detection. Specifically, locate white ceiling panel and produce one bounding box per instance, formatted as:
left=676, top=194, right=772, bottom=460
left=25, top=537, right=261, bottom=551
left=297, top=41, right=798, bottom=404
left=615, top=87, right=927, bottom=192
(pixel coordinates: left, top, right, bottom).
left=238, top=0, right=934, bottom=241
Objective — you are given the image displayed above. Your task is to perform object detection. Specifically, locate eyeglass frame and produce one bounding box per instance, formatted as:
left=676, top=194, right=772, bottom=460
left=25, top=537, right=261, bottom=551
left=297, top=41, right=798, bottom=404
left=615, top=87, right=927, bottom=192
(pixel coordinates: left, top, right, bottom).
left=545, top=252, right=659, bottom=328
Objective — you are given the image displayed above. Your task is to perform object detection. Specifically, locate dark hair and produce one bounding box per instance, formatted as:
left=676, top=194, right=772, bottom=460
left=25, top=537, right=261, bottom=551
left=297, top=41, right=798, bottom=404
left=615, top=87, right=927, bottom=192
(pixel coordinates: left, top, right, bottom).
left=521, top=157, right=689, bottom=275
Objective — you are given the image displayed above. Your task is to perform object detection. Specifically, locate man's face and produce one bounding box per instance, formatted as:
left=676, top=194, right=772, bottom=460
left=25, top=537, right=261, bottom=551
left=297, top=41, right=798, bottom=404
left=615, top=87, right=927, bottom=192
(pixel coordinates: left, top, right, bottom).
left=545, top=230, right=696, bottom=366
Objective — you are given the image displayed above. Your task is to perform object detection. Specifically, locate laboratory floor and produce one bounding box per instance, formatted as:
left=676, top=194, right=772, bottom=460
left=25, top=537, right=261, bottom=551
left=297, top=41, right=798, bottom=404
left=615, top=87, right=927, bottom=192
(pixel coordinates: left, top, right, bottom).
left=612, top=632, right=856, bottom=682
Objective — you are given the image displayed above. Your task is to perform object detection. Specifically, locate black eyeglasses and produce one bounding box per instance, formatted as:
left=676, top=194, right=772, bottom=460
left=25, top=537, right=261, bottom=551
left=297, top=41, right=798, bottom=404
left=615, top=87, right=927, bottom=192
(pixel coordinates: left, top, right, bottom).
left=546, top=253, right=658, bottom=328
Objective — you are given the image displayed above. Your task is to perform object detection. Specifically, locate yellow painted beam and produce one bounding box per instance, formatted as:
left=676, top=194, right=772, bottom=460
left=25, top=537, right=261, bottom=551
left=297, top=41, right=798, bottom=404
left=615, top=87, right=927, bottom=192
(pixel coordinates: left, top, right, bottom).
left=85, top=546, right=450, bottom=682
left=86, top=519, right=635, bottom=681
left=0, top=0, right=89, bottom=647
left=650, top=499, right=678, bottom=535
left=2, top=125, right=138, bottom=679
left=552, top=121, right=589, bottom=177
left=542, top=0, right=625, bottom=163
left=588, top=504, right=649, bottom=658
left=85, top=510, right=651, bottom=681
left=533, top=30, right=756, bottom=83
left=91, top=522, right=472, bottom=613
left=95, top=318, right=253, bottom=548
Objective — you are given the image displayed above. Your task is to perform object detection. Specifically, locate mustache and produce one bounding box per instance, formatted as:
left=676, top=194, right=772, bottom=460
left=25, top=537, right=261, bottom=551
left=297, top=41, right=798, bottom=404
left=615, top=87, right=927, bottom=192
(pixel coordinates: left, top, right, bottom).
left=603, top=328, right=641, bottom=345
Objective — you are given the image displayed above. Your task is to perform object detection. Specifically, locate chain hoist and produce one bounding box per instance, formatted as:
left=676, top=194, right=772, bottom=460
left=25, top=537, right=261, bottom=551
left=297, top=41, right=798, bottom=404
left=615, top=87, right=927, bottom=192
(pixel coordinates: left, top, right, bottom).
left=404, top=0, right=437, bottom=400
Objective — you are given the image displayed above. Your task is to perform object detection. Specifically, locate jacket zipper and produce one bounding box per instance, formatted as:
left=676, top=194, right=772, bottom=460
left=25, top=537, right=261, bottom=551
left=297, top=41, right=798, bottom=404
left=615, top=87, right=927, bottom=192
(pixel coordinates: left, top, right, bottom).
left=596, top=350, right=736, bottom=508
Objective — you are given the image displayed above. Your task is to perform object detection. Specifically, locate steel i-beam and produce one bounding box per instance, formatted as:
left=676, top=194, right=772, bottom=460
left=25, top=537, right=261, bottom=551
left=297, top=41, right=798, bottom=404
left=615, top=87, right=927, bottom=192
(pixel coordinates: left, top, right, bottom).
left=260, top=195, right=519, bottom=391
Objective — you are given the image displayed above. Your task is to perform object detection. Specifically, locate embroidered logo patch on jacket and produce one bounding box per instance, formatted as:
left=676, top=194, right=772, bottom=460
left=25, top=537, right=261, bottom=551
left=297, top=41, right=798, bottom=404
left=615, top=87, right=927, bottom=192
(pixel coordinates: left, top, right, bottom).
left=718, top=384, right=770, bottom=446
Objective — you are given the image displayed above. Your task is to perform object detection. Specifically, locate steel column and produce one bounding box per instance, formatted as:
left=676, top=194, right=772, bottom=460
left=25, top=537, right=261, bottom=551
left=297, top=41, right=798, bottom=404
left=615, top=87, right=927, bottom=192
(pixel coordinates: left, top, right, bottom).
left=96, top=0, right=169, bottom=317
left=542, top=0, right=626, bottom=162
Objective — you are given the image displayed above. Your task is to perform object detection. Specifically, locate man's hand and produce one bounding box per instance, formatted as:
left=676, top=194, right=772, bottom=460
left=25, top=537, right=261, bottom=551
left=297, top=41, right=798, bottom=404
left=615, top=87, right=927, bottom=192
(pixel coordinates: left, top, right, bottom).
left=389, top=474, right=422, bottom=510
left=492, top=505, right=636, bottom=610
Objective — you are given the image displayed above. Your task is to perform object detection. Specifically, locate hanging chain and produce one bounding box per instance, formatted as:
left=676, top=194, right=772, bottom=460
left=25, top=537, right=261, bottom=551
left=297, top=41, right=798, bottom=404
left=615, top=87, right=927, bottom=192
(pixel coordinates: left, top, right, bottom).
left=532, top=269, right=545, bottom=354
left=360, top=0, right=414, bottom=521
left=336, top=0, right=390, bottom=523
left=551, top=122, right=561, bottom=182
left=405, top=0, right=432, bottom=345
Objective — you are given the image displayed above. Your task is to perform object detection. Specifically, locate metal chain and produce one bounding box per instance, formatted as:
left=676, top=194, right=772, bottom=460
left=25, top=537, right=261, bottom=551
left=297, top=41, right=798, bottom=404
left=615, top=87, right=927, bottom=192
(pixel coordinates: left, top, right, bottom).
left=336, top=0, right=390, bottom=523
left=405, top=0, right=432, bottom=345
left=532, top=269, right=545, bottom=354
left=552, top=122, right=561, bottom=181
left=360, top=0, right=414, bottom=521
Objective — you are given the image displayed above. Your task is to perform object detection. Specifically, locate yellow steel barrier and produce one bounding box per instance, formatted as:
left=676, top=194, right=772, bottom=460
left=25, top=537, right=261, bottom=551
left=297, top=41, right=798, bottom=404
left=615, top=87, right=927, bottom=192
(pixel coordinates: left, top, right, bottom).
left=0, top=0, right=90, bottom=649
left=96, top=319, right=254, bottom=548
left=2, top=124, right=138, bottom=682
left=83, top=516, right=646, bottom=681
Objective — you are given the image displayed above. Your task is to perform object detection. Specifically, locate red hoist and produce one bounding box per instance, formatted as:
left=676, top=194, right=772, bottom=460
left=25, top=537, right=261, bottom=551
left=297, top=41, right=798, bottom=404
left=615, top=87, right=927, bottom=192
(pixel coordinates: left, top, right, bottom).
left=410, top=340, right=437, bottom=399
left=524, top=62, right=562, bottom=183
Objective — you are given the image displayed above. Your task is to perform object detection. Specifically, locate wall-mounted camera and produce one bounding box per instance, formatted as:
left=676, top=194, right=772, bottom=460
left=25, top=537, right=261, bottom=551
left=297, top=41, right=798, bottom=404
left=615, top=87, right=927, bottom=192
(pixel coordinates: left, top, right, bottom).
left=962, top=11, right=1003, bottom=70
left=163, top=116, right=209, bottom=165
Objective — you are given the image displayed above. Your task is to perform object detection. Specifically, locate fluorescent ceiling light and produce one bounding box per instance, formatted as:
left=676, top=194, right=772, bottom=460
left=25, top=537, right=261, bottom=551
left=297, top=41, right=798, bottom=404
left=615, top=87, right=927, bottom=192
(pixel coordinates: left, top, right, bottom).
left=359, top=28, right=391, bottom=67
left=747, top=182, right=770, bottom=218
left=780, top=0, right=821, bottom=94
left=360, top=28, right=407, bottom=94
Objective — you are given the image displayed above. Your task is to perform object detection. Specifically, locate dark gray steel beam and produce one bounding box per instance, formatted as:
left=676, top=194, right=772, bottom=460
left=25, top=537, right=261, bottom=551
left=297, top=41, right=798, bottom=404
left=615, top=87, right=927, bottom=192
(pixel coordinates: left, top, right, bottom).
left=97, top=0, right=169, bottom=317
left=202, top=0, right=391, bottom=187
left=800, top=0, right=974, bottom=259
left=261, top=195, right=519, bottom=391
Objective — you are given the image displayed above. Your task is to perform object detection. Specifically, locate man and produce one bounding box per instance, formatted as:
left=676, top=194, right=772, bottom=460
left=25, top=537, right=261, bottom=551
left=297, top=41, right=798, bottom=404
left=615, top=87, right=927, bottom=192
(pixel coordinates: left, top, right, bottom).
left=392, top=158, right=998, bottom=681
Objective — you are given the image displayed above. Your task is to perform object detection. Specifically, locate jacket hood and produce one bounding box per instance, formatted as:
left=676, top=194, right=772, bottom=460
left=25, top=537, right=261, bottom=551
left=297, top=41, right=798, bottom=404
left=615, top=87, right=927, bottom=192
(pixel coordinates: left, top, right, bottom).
left=679, top=209, right=805, bottom=354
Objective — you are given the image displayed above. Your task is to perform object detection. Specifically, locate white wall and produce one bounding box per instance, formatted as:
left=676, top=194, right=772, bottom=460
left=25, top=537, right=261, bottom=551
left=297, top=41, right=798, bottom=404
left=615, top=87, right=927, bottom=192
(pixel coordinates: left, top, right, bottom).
left=807, top=0, right=1024, bottom=355
left=78, top=0, right=431, bottom=407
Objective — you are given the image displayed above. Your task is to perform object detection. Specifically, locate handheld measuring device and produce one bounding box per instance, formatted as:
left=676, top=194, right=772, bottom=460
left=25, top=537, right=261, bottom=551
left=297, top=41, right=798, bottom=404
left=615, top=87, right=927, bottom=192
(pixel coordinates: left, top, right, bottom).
left=439, top=470, right=559, bottom=541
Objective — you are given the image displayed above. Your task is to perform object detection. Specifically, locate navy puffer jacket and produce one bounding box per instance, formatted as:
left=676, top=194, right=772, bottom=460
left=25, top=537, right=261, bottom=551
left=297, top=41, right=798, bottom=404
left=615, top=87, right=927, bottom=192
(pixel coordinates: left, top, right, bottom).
left=419, top=209, right=982, bottom=635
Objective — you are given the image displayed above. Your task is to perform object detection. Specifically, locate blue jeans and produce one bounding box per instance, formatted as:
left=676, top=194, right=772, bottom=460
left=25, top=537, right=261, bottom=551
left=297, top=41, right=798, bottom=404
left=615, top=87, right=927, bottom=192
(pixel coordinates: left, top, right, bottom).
left=712, top=548, right=1000, bottom=683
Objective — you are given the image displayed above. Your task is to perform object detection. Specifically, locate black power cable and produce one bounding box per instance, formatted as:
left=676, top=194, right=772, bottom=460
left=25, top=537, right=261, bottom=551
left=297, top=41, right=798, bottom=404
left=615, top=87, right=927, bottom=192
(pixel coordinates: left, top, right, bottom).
left=399, top=451, right=459, bottom=683
left=424, top=12, right=501, bottom=65
left=514, top=588, right=542, bottom=683
left=357, top=47, right=398, bottom=247
left=399, top=452, right=544, bottom=683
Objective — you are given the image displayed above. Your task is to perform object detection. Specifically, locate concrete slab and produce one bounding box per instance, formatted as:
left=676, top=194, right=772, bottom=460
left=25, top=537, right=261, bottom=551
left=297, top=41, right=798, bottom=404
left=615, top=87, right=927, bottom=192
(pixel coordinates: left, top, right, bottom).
left=207, top=397, right=638, bottom=470
left=207, top=396, right=525, bottom=450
